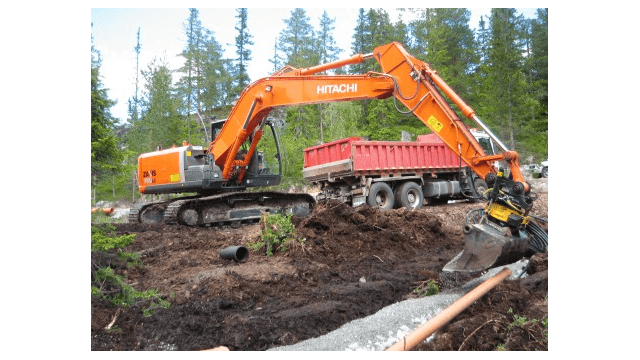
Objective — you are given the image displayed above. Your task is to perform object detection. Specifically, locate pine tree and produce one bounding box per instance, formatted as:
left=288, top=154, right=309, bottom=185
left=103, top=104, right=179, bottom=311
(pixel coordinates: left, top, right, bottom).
left=233, top=8, right=253, bottom=98
left=369, top=9, right=396, bottom=49
left=410, top=8, right=478, bottom=121
left=199, top=28, right=231, bottom=110
left=277, top=8, right=317, bottom=67
left=315, top=10, right=342, bottom=143
left=349, top=9, right=372, bottom=126
left=268, top=38, right=284, bottom=73
left=529, top=9, right=548, bottom=119
left=131, top=57, right=182, bottom=151
left=317, top=11, right=340, bottom=66
left=176, top=8, right=205, bottom=144
left=271, top=8, right=321, bottom=180
left=92, top=31, right=125, bottom=201
left=519, top=8, right=548, bottom=159
left=127, top=27, right=143, bottom=124
left=91, top=39, right=119, bottom=170
left=484, top=8, right=532, bottom=151
left=350, top=8, right=370, bottom=75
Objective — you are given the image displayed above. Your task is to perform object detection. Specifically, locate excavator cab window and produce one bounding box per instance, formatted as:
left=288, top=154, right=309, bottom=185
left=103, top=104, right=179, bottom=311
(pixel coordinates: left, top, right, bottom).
left=255, top=122, right=281, bottom=175
left=477, top=137, right=494, bottom=156
left=210, top=118, right=226, bottom=142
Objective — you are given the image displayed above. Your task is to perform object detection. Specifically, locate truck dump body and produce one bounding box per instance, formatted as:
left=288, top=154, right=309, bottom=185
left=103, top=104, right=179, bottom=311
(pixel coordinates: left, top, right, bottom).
left=303, top=136, right=462, bottom=182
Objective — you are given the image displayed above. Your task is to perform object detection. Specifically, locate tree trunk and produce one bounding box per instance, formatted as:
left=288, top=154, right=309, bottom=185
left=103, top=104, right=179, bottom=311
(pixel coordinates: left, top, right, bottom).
left=319, top=105, right=324, bottom=143
left=132, top=171, right=137, bottom=203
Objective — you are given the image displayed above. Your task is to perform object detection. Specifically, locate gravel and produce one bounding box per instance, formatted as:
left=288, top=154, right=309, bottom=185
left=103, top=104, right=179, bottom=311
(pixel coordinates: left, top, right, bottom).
left=269, top=259, right=529, bottom=351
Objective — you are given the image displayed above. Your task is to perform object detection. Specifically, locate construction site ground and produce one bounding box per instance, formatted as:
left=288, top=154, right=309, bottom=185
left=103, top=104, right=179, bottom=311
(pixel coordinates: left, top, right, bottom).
left=91, top=179, right=549, bottom=351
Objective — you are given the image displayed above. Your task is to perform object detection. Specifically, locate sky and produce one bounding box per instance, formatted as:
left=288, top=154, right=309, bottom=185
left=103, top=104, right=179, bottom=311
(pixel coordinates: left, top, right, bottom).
left=91, top=7, right=540, bottom=125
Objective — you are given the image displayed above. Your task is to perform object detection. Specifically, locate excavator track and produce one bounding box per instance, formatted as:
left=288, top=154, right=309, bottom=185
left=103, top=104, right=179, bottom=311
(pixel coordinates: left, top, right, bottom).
left=129, top=191, right=315, bottom=227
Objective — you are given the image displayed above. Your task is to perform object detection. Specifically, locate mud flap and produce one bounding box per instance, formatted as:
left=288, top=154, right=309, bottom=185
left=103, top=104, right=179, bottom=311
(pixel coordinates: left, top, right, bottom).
left=443, top=223, right=530, bottom=272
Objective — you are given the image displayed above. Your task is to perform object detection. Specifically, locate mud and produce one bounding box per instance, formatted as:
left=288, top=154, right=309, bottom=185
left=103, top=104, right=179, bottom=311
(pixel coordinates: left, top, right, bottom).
left=91, top=192, right=548, bottom=351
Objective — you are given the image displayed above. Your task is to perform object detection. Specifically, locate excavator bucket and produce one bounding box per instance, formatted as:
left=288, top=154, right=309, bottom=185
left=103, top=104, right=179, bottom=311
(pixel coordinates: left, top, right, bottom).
left=443, top=223, right=530, bottom=272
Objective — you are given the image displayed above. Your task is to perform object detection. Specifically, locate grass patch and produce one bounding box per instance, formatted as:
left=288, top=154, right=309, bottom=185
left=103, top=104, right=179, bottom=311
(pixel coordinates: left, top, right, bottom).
left=412, top=280, right=440, bottom=297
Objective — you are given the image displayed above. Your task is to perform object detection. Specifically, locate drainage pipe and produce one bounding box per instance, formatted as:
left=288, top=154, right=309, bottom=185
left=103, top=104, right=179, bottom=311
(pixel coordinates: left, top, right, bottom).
left=219, top=245, right=250, bottom=263
left=386, top=267, right=512, bottom=351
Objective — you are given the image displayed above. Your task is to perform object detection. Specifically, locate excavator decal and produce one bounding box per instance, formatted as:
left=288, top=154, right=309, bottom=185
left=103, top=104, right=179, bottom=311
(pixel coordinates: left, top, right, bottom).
left=316, top=83, right=358, bottom=94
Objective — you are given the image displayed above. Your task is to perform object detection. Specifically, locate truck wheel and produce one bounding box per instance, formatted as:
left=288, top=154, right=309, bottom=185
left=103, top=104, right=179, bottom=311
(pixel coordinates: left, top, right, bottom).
left=540, top=167, right=548, bottom=178
left=395, top=181, right=424, bottom=210
left=367, top=182, right=394, bottom=210
left=473, top=178, right=488, bottom=202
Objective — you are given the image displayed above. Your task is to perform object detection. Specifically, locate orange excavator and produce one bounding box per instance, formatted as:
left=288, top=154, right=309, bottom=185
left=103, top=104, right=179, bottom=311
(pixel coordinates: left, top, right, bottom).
left=130, top=42, right=547, bottom=271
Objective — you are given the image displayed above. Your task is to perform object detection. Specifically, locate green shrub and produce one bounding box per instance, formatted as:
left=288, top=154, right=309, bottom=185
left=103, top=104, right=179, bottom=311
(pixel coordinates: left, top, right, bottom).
left=91, top=224, right=169, bottom=317
left=249, top=213, right=303, bottom=256
left=413, top=280, right=440, bottom=297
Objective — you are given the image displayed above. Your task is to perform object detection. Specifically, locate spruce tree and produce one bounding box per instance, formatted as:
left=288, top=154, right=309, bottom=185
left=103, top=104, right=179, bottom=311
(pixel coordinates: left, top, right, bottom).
left=519, top=8, right=548, bottom=159
left=269, top=38, right=284, bottom=73
left=92, top=32, right=125, bottom=201
left=199, top=28, right=230, bottom=110
left=176, top=8, right=204, bottom=144
left=233, top=8, right=253, bottom=97
left=315, top=10, right=342, bottom=143
left=134, top=57, right=182, bottom=151
left=91, top=38, right=120, bottom=179
left=277, top=8, right=317, bottom=67
left=127, top=27, right=142, bottom=124
left=350, top=8, right=370, bottom=74
left=317, top=11, right=340, bottom=66
left=485, top=8, right=531, bottom=151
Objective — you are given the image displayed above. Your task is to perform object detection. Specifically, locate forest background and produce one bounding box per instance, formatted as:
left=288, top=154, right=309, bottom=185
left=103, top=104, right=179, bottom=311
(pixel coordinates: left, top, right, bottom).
left=91, top=8, right=548, bottom=204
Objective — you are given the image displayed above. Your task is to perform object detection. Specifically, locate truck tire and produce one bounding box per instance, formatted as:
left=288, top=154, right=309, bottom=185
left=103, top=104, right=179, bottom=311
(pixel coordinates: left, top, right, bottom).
left=395, top=181, right=424, bottom=210
left=540, top=166, right=548, bottom=178
left=473, top=178, right=488, bottom=202
left=367, top=182, right=394, bottom=210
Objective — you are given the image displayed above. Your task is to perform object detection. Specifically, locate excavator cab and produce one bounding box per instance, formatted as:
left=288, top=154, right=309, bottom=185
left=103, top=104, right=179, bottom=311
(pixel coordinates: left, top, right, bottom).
left=239, top=118, right=282, bottom=186
left=210, top=117, right=283, bottom=188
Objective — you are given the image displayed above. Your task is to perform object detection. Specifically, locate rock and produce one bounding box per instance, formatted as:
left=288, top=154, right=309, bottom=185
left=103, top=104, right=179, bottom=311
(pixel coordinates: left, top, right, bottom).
left=521, top=269, right=548, bottom=291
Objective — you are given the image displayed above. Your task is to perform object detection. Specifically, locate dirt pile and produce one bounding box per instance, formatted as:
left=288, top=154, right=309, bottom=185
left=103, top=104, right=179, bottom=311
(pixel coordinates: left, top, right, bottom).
left=91, top=191, right=548, bottom=351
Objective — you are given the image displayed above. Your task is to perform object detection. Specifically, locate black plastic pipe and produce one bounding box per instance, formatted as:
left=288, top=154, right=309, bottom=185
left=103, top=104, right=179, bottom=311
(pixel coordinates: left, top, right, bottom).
left=219, top=245, right=249, bottom=263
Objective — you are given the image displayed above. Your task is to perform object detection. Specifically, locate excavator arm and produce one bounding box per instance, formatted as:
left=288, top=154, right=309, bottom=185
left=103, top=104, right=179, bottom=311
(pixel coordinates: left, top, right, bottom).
left=372, top=42, right=527, bottom=189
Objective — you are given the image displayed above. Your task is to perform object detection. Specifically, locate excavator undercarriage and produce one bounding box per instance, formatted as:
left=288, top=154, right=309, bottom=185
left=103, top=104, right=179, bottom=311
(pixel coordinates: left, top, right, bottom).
left=129, top=191, right=315, bottom=227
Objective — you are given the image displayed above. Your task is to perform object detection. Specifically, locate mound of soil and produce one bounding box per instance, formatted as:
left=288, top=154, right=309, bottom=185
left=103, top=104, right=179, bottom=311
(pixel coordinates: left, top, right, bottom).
left=91, top=191, right=548, bottom=351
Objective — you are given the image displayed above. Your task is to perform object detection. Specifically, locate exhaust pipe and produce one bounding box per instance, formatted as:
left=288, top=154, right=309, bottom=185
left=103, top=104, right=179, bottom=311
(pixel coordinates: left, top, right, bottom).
left=219, top=245, right=250, bottom=263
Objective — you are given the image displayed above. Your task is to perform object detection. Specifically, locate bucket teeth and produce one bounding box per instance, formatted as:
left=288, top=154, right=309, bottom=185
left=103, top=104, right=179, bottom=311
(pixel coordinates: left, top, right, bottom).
left=443, top=223, right=530, bottom=272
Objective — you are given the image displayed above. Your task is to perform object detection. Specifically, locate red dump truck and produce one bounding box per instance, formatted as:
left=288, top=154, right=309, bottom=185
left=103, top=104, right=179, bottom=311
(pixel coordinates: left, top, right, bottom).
left=302, top=132, right=493, bottom=210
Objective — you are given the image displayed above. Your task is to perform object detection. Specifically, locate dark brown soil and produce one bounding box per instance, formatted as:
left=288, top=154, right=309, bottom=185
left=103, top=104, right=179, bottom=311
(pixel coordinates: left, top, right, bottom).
left=91, top=192, right=548, bottom=351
